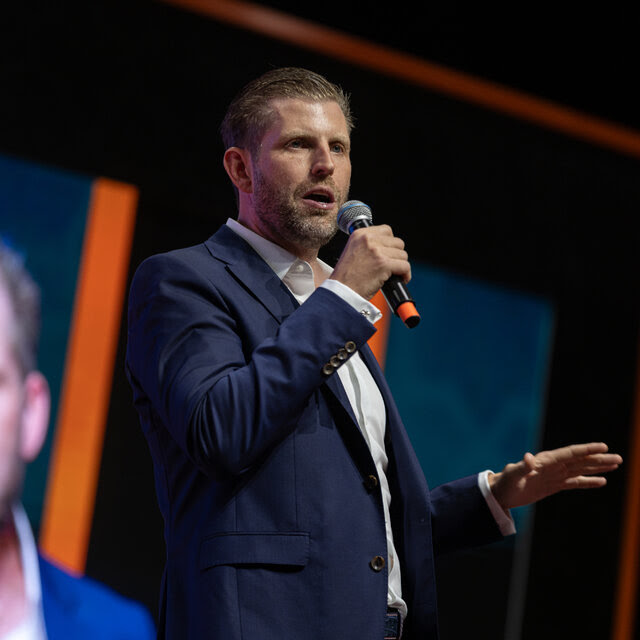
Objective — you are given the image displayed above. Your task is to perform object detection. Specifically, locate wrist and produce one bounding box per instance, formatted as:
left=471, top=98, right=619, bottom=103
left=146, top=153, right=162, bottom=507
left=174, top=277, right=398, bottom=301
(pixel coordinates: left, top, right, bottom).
left=488, top=471, right=507, bottom=509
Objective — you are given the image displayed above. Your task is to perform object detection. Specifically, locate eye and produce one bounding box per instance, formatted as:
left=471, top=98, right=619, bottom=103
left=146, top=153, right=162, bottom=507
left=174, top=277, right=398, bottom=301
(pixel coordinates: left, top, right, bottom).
left=287, top=139, right=304, bottom=149
left=331, top=142, right=347, bottom=154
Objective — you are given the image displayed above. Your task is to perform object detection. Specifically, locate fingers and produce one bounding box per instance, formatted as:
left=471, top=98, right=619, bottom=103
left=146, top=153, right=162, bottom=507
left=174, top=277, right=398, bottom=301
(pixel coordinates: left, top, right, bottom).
left=352, top=226, right=409, bottom=265
left=564, top=475, right=608, bottom=489
left=535, top=443, right=622, bottom=467
left=495, top=443, right=621, bottom=509
left=581, top=452, right=623, bottom=464
left=564, top=442, right=612, bottom=459
left=331, top=224, right=413, bottom=299
left=557, top=454, right=621, bottom=476
left=580, top=454, right=622, bottom=469
left=573, top=462, right=622, bottom=475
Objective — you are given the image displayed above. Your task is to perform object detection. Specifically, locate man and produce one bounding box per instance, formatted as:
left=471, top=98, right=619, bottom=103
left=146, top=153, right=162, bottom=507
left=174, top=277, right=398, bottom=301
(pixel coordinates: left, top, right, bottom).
left=126, top=67, right=621, bottom=639
left=0, top=241, right=156, bottom=639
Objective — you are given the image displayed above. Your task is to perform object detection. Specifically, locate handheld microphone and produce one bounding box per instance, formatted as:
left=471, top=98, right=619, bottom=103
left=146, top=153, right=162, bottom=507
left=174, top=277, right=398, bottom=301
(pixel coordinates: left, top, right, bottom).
left=337, top=200, right=420, bottom=329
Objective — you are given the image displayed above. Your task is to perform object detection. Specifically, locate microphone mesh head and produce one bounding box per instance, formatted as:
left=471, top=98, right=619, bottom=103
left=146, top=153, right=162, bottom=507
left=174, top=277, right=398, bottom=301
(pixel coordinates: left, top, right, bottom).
left=337, top=200, right=372, bottom=234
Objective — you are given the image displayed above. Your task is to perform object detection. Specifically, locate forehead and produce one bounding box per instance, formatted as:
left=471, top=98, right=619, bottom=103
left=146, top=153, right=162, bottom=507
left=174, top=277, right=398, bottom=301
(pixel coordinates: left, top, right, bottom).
left=263, top=98, right=349, bottom=139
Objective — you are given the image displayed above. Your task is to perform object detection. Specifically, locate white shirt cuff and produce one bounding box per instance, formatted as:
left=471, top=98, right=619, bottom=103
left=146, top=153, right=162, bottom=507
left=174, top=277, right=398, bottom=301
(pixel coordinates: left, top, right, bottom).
left=478, top=470, right=516, bottom=536
left=320, top=279, right=382, bottom=324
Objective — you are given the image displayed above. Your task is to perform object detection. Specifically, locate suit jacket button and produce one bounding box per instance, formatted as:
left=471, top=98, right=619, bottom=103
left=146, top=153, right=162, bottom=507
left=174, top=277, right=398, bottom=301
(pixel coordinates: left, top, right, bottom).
left=322, top=363, right=334, bottom=375
left=370, top=555, right=385, bottom=572
left=364, top=474, right=378, bottom=491
left=345, top=341, right=356, bottom=353
left=330, top=354, right=341, bottom=367
left=337, top=348, right=348, bottom=361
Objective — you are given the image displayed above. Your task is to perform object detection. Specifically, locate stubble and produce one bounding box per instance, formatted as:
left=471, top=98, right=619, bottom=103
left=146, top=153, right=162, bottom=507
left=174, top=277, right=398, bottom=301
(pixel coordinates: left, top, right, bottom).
left=252, top=171, right=346, bottom=252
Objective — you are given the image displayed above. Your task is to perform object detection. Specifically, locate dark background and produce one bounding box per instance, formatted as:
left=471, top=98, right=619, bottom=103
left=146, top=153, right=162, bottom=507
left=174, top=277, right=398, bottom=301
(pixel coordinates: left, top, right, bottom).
left=1, top=1, right=638, bottom=638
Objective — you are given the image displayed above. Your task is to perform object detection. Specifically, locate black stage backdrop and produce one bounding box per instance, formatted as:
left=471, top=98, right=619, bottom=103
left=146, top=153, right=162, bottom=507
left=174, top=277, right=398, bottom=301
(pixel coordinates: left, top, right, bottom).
left=1, top=2, right=638, bottom=638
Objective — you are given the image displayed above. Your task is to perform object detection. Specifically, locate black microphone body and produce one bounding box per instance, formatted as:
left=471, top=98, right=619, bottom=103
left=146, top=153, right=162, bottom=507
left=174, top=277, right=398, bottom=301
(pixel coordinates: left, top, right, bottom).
left=337, top=200, right=420, bottom=329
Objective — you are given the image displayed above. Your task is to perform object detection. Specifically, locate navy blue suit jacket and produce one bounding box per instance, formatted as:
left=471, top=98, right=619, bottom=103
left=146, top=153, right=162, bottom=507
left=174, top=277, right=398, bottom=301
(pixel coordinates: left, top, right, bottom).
left=126, top=225, right=501, bottom=640
left=39, top=555, right=156, bottom=639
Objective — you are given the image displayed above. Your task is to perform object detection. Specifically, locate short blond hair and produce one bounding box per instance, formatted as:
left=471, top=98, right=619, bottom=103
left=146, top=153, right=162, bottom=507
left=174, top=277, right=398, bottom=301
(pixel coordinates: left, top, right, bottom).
left=0, top=240, right=40, bottom=376
left=221, top=67, right=353, bottom=153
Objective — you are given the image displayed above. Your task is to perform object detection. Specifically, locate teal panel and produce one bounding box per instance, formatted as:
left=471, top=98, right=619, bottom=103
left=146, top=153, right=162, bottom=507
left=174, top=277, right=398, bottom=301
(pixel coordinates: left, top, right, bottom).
left=384, top=263, right=554, bottom=526
left=0, top=153, right=92, bottom=531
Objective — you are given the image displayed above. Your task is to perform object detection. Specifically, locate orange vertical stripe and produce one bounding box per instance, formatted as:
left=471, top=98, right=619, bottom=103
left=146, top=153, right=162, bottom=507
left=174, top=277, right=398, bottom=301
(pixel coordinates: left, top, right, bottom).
left=39, top=178, right=138, bottom=574
left=367, top=289, right=391, bottom=370
left=159, top=0, right=640, bottom=160
left=611, top=335, right=640, bottom=640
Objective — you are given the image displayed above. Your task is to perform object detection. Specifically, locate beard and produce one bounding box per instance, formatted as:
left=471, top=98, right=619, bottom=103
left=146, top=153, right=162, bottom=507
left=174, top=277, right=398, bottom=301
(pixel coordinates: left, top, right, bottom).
left=252, top=169, right=347, bottom=252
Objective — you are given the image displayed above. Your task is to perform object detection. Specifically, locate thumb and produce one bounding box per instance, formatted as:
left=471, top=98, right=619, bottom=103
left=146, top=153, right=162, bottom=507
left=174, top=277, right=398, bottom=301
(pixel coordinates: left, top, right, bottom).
left=510, top=453, right=535, bottom=478
left=522, top=452, right=536, bottom=473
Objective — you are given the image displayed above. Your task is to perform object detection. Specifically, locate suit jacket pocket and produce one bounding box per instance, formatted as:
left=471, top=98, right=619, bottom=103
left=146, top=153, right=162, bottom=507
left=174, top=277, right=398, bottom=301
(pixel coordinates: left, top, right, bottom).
left=199, top=532, right=309, bottom=570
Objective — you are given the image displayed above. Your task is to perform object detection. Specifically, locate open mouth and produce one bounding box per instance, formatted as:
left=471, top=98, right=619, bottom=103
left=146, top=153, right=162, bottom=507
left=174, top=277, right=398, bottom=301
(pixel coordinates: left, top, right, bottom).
left=306, top=193, right=331, bottom=203
left=302, top=188, right=335, bottom=207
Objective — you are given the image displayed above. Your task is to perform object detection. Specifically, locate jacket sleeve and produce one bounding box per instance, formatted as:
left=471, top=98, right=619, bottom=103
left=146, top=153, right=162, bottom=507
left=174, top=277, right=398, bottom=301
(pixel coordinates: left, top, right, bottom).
left=429, top=475, right=504, bottom=555
left=126, top=250, right=376, bottom=476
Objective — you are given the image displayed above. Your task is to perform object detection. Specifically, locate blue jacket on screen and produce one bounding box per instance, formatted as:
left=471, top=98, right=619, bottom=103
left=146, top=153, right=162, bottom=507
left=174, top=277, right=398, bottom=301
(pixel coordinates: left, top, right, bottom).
left=39, top=555, right=156, bottom=640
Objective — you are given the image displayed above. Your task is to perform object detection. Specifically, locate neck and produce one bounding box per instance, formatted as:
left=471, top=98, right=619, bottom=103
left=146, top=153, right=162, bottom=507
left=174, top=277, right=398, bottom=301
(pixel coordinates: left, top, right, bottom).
left=235, top=216, right=322, bottom=263
left=0, top=513, right=28, bottom=635
left=311, top=261, right=329, bottom=289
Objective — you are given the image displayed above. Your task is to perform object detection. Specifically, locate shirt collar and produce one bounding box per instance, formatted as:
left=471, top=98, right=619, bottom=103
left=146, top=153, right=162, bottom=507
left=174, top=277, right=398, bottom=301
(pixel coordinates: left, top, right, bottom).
left=8, top=503, right=48, bottom=640
left=225, top=218, right=333, bottom=282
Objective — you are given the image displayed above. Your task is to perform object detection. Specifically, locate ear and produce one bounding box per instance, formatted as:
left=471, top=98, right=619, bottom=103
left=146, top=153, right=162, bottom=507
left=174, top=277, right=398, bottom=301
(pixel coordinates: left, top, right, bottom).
left=20, top=371, right=50, bottom=463
left=223, top=147, right=255, bottom=194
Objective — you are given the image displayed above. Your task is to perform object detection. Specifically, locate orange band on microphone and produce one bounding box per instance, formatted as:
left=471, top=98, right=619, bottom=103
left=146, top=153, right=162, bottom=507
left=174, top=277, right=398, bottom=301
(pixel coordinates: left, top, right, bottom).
left=396, top=301, right=420, bottom=328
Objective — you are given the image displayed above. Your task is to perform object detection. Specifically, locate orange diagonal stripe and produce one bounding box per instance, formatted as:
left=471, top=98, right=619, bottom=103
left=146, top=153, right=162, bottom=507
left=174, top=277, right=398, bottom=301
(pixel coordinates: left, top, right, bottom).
left=611, top=334, right=640, bottom=640
left=367, top=290, right=390, bottom=370
left=160, top=0, right=640, bottom=159
left=39, top=178, right=138, bottom=574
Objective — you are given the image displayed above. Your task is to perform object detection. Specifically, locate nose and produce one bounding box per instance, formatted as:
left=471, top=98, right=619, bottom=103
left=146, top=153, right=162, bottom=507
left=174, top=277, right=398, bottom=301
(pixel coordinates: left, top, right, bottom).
left=311, top=143, right=335, bottom=177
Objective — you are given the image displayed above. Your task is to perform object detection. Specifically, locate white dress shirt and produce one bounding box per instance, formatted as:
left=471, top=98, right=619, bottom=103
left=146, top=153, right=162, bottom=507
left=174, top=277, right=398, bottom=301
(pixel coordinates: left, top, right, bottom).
left=225, top=218, right=514, bottom=619
left=1, top=504, right=48, bottom=640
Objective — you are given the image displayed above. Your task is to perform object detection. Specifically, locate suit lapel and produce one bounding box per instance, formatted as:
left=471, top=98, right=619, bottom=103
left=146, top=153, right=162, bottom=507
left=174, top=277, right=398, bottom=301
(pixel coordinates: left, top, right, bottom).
left=204, top=225, right=299, bottom=323
left=359, top=340, right=408, bottom=454
left=358, top=341, right=398, bottom=435
left=359, top=342, right=390, bottom=401
left=205, top=224, right=362, bottom=431
left=326, top=342, right=390, bottom=438
left=324, top=371, right=359, bottom=427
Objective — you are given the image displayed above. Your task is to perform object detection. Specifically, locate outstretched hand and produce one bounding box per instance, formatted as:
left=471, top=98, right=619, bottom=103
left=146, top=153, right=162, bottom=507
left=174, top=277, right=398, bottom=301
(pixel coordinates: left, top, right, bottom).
left=489, top=442, right=622, bottom=511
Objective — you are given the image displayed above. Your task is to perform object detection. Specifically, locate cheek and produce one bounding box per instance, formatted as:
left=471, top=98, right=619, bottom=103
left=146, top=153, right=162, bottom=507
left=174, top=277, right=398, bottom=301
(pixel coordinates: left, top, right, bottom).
left=268, top=155, right=308, bottom=180
left=0, top=387, right=24, bottom=455
left=336, top=161, right=351, bottom=189
left=0, top=402, right=23, bottom=495
left=256, top=161, right=294, bottom=192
